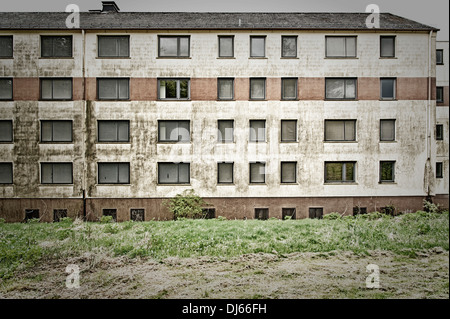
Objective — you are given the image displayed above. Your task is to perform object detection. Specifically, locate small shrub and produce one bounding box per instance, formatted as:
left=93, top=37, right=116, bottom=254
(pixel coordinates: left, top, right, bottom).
left=284, top=215, right=292, bottom=220
left=104, top=223, right=120, bottom=234
left=163, top=189, right=208, bottom=220
left=217, top=216, right=227, bottom=221
left=100, top=216, right=114, bottom=224
left=423, top=200, right=442, bottom=214
left=323, top=212, right=342, bottom=220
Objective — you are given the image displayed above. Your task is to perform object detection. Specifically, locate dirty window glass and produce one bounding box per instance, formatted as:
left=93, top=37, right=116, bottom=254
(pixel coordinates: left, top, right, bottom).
left=281, top=120, right=297, bottom=142
left=41, top=36, right=72, bottom=58
left=159, top=36, right=190, bottom=57
left=98, top=78, right=129, bottom=100
left=98, top=121, right=129, bottom=142
left=326, top=36, right=356, bottom=57
left=41, top=163, right=73, bottom=184
left=250, top=36, right=265, bottom=57
left=218, top=78, right=234, bottom=100
left=219, top=36, right=234, bottom=57
left=98, top=36, right=129, bottom=57
left=158, top=163, right=190, bottom=184
left=250, top=78, right=265, bottom=100
left=41, top=120, right=72, bottom=142
left=281, top=162, right=296, bottom=183
left=218, top=163, right=233, bottom=183
left=249, top=120, right=265, bottom=142
left=380, top=120, right=395, bottom=141
left=98, top=163, right=130, bottom=184
left=250, top=163, right=265, bottom=183
left=0, top=79, right=13, bottom=100
left=282, top=78, right=297, bottom=100
left=0, top=163, right=13, bottom=184
left=380, top=36, right=395, bottom=58
left=41, top=79, right=72, bottom=100
left=325, top=79, right=356, bottom=99
left=282, top=36, right=297, bottom=57
left=0, top=120, right=13, bottom=142
left=325, top=120, right=355, bottom=141
left=218, top=120, right=234, bottom=143
left=0, top=36, right=13, bottom=58
left=158, top=120, right=190, bottom=142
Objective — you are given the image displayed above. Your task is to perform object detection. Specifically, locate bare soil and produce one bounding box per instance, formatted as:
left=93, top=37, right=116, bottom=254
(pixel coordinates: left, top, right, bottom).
left=1, top=249, right=448, bottom=299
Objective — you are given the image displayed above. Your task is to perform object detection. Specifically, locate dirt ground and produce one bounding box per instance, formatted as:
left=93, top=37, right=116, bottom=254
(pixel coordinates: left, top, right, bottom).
left=1, top=249, right=448, bottom=299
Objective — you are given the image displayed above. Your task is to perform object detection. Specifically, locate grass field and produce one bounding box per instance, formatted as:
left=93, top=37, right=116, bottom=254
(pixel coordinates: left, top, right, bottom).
left=0, top=211, right=449, bottom=298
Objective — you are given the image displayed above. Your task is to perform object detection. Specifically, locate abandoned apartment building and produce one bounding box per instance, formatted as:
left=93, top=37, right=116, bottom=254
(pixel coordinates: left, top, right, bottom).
left=0, top=2, right=448, bottom=222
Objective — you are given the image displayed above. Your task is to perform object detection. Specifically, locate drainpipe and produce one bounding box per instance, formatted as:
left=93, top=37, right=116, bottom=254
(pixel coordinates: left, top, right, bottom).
left=426, top=30, right=433, bottom=198
left=82, top=28, right=87, bottom=220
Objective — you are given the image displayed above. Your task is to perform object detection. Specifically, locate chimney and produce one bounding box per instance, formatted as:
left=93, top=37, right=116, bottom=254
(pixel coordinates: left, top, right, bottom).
left=101, top=1, right=120, bottom=13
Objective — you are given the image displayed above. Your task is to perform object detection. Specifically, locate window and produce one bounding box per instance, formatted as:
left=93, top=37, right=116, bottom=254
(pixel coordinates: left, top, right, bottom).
left=218, top=36, right=234, bottom=57
left=281, top=120, right=297, bottom=142
left=158, top=36, right=190, bottom=57
left=353, top=207, right=367, bottom=216
left=103, top=209, right=117, bottom=221
left=325, top=162, right=355, bottom=183
left=218, top=162, right=233, bottom=184
left=218, top=120, right=234, bottom=143
left=40, top=78, right=72, bottom=100
left=380, top=161, right=395, bottom=183
left=255, top=208, right=269, bottom=220
left=158, top=120, right=190, bottom=142
left=380, top=119, right=396, bottom=141
left=282, top=36, right=297, bottom=58
left=218, top=78, right=234, bottom=100
left=325, top=120, right=356, bottom=141
left=41, top=120, right=72, bottom=142
left=41, top=163, right=73, bottom=184
left=201, top=208, right=216, bottom=219
left=325, top=78, right=357, bottom=100
left=0, top=163, right=13, bottom=184
left=0, top=120, right=13, bottom=142
left=41, top=36, right=72, bottom=58
left=380, top=36, right=395, bottom=58
left=0, top=36, right=13, bottom=58
left=250, top=162, right=266, bottom=184
left=98, top=163, right=130, bottom=184
left=250, top=36, right=266, bottom=57
left=249, top=120, right=266, bottom=142
left=436, top=87, right=444, bottom=103
left=282, top=208, right=296, bottom=220
left=0, top=79, right=13, bottom=100
left=98, top=35, right=129, bottom=57
left=436, top=124, right=444, bottom=140
left=309, top=207, right=323, bottom=219
left=158, top=79, right=190, bottom=100
left=97, top=78, right=129, bottom=100
left=436, top=49, right=444, bottom=65
left=130, top=209, right=145, bottom=222
left=158, top=163, right=190, bottom=184
left=98, top=120, right=129, bottom=142
left=281, top=162, right=297, bottom=183
left=25, top=209, right=39, bottom=221
left=53, top=209, right=68, bottom=222
left=436, top=162, right=443, bottom=179
left=281, top=78, right=297, bottom=100
left=380, top=78, right=396, bottom=100
left=250, top=78, right=266, bottom=100
left=325, top=36, right=356, bottom=58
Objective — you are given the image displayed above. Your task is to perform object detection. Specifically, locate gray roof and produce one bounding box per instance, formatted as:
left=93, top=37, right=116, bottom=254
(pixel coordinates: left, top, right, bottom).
left=0, top=12, right=439, bottom=31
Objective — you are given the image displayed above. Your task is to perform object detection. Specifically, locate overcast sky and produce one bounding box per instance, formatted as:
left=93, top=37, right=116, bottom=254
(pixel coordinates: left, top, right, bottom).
left=1, top=0, right=448, bottom=40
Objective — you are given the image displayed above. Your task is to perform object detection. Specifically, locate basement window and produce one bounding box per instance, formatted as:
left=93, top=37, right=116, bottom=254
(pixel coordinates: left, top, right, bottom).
left=98, top=163, right=130, bottom=184
left=325, top=36, right=357, bottom=58
left=40, top=78, right=72, bottom=100
left=380, top=78, right=396, bottom=100
left=158, top=120, right=190, bottom=142
left=250, top=36, right=266, bottom=58
left=41, top=120, right=72, bottom=142
left=282, top=36, right=297, bottom=58
left=103, top=209, right=117, bottom=221
left=380, top=119, right=396, bottom=142
left=353, top=206, right=367, bottom=216
left=249, top=120, right=266, bottom=142
left=281, top=162, right=297, bottom=183
left=281, top=78, right=298, bottom=100
left=309, top=207, right=323, bottom=219
left=158, top=79, right=190, bottom=100
left=41, top=36, right=72, bottom=58
left=325, top=120, right=356, bottom=141
left=0, top=36, right=13, bottom=58
left=130, top=208, right=145, bottom=222
left=158, top=163, right=190, bottom=184
left=0, top=78, right=13, bottom=100
left=0, top=120, right=13, bottom=142
left=325, top=162, right=355, bottom=183
left=436, top=162, right=443, bottom=179
left=250, top=78, right=266, bottom=100
left=158, top=36, right=190, bottom=57
left=255, top=208, right=269, bottom=220
left=218, top=78, right=234, bottom=100
left=380, top=36, right=396, bottom=58
left=281, top=120, right=297, bottom=142
left=218, top=120, right=234, bottom=143
left=380, top=161, right=395, bottom=183
left=98, top=120, right=129, bottom=142
left=325, top=78, right=357, bottom=100
left=218, top=36, right=234, bottom=57
left=41, top=163, right=73, bottom=184
left=98, top=35, right=129, bottom=57
left=436, top=87, right=444, bottom=103
left=25, top=209, right=39, bottom=221
left=201, top=208, right=216, bottom=219
left=282, top=208, right=296, bottom=220
left=53, top=209, right=68, bottom=222
left=250, top=162, right=266, bottom=184
left=218, top=162, right=233, bottom=184
left=0, top=163, right=13, bottom=184
left=97, top=78, right=129, bottom=100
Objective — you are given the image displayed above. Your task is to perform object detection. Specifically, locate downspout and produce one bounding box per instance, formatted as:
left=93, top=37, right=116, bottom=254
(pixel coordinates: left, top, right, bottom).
left=82, top=28, right=87, bottom=220
left=426, top=30, right=433, bottom=199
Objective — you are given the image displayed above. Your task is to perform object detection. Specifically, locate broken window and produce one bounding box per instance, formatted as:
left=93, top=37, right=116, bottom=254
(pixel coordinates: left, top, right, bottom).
left=282, top=36, right=297, bottom=58
left=53, top=209, right=68, bottom=222
left=325, top=36, right=356, bottom=58
left=41, top=163, right=73, bottom=184
left=309, top=207, right=323, bottom=219
left=103, top=209, right=117, bottom=221
left=325, top=78, right=356, bottom=99
left=436, top=87, right=444, bottom=103
left=130, top=209, right=145, bottom=222
left=250, top=162, right=266, bottom=184
left=281, top=162, right=296, bottom=183
left=218, top=78, right=234, bottom=100
left=436, top=49, right=444, bottom=65
left=380, top=119, right=395, bottom=141
left=250, top=78, right=266, bottom=100
left=380, top=78, right=396, bottom=100
left=41, top=36, right=72, bottom=58
left=218, top=120, right=234, bottom=143
left=158, top=120, right=190, bottom=142
left=0, top=36, right=13, bottom=58
left=97, top=78, right=129, bottom=100
left=41, top=120, right=72, bottom=142
left=353, top=206, right=367, bottom=216
left=255, top=208, right=269, bottom=220
left=250, top=36, right=266, bottom=57
left=0, top=78, right=13, bottom=100
left=282, top=78, right=297, bottom=100
left=436, top=162, right=443, bottom=179
left=218, top=36, right=234, bottom=57
left=41, top=78, right=72, bottom=100
left=158, top=36, right=190, bottom=57
left=436, top=124, right=444, bottom=140
left=98, top=35, right=129, bottom=57
left=281, top=120, right=297, bottom=142
left=0, top=120, right=13, bottom=142
left=325, top=162, right=355, bottom=183
left=218, top=162, right=233, bottom=184
left=380, top=36, right=395, bottom=58
left=249, top=120, right=266, bottom=142
left=98, top=163, right=130, bottom=184
left=158, top=163, right=190, bottom=184
left=158, top=79, right=190, bottom=100
left=201, top=208, right=216, bottom=219
left=25, top=209, right=39, bottom=221
left=282, top=208, right=296, bottom=220
left=0, top=163, right=13, bottom=184
left=380, top=161, right=395, bottom=183
left=98, top=120, right=129, bottom=142
left=325, top=120, right=356, bottom=141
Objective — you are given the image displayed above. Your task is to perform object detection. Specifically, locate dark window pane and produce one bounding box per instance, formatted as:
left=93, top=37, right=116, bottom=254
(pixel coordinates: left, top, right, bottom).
left=218, top=79, right=233, bottom=100
left=281, top=120, right=296, bottom=142
left=99, top=36, right=129, bottom=57
left=380, top=161, right=395, bottom=182
left=251, top=37, right=265, bottom=57
left=281, top=162, right=296, bottom=183
left=436, top=87, right=444, bottom=103
left=326, top=37, right=356, bottom=57
left=41, top=79, right=72, bottom=100
left=41, top=163, right=72, bottom=184
left=381, top=36, right=395, bottom=57
left=380, top=120, right=395, bottom=141
left=0, top=121, right=13, bottom=142
left=98, top=79, right=129, bottom=100
left=436, top=162, right=443, bottom=178
left=0, top=79, right=13, bottom=100
left=282, top=79, right=297, bottom=100
left=219, top=37, right=233, bottom=57
left=218, top=120, right=233, bottom=142
left=0, top=163, right=13, bottom=184
left=41, top=36, right=72, bottom=57
left=158, top=163, right=190, bottom=184
left=436, top=50, right=443, bottom=64
left=250, top=120, right=265, bottom=142
left=218, top=163, right=233, bottom=183
left=250, top=163, right=265, bottom=183
left=0, top=36, right=13, bottom=58
left=436, top=125, right=444, bottom=140
left=159, top=37, right=178, bottom=56
left=250, top=79, right=265, bottom=99
left=381, top=79, right=396, bottom=99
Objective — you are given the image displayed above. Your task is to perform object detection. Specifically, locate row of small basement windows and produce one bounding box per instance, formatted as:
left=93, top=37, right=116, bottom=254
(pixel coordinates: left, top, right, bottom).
left=0, top=160, right=445, bottom=186
left=1, top=35, right=417, bottom=60
left=0, top=77, right=408, bottom=101
left=1, top=119, right=408, bottom=143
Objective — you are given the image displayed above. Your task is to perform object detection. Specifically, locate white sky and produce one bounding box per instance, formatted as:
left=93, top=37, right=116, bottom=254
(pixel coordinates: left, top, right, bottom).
left=0, top=0, right=448, bottom=40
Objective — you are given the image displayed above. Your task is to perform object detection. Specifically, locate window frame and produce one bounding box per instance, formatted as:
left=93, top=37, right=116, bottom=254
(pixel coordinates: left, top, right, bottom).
left=97, top=35, right=130, bottom=58
left=436, top=124, right=444, bottom=140
left=157, top=162, right=190, bottom=185
left=40, top=35, right=73, bottom=58
left=280, top=119, right=297, bottom=142
left=97, top=120, right=130, bottom=143
left=217, top=162, right=234, bottom=185
left=281, top=78, right=298, bottom=100
left=158, top=35, right=190, bottom=58
left=157, top=120, right=190, bottom=143
left=249, top=78, right=266, bottom=100
left=324, top=120, right=356, bottom=142
left=217, top=119, right=234, bottom=143
left=324, top=161, right=356, bottom=183
left=249, top=162, right=266, bottom=184
left=281, top=36, right=298, bottom=58
left=40, top=78, right=73, bottom=101
left=218, top=35, right=234, bottom=58
left=436, top=87, right=444, bottom=103
left=157, top=78, right=190, bottom=101
left=325, top=78, right=357, bottom=100
left=0, top=36, right=13, bottom=58
left=0, top=120, right=13, bottom=143
left=436, top=162, right=443, bottom=179
left=40, top=162, right=73, bottom=185
left=97, top=162, right=130, bottom=185
left=217, top=78, right=234, bottom=101
left=0, top=162, right=13, bottom=184
left=250, top=36, right=266, bottom=58
left=379, top=161, right=395, bottom=183
left=281, top=161, right=297, bottom=184
left=249, top=120, right=266, bottom=143
left=380, top=119, right=396, bottom=142
left=436, top=49, right=444, bottom=65
left=0, top=78, right=13, bottom=101
left=325, top=36, right=357, bottom=58
left=97, top=78, right=130, bottom=101
left=380, top=35, right=396, bottom=58
left=40, top=120, right=73, bottom=143
left=380, top=78, right=397, bottom=100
